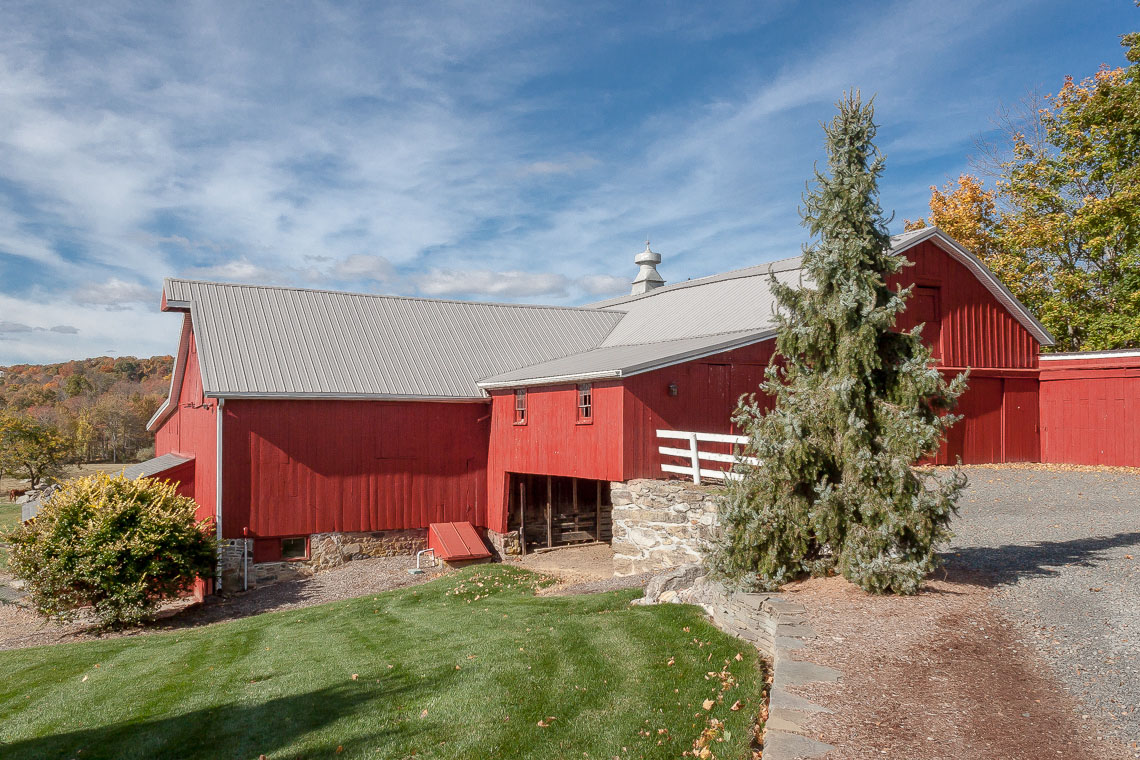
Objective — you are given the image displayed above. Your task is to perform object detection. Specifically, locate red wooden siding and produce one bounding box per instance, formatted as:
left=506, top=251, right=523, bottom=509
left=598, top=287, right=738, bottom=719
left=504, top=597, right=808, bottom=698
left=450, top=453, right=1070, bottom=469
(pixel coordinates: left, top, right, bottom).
left=221, top=399, right=489, bottom=540
left=1040, top=355, right=1140, bottom=466
left=486, top=381, right=624, bottom=532
left=154, top=322, right=217, bottom=524
left=890, top=240, right=1039, bottom=369
left=621, top=342, right=774, bottom=479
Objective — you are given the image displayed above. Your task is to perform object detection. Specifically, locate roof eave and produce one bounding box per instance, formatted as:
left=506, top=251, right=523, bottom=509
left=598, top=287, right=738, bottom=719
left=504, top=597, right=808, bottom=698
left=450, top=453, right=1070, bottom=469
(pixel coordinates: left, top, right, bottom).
left=200, top=391, right=491, bottom=402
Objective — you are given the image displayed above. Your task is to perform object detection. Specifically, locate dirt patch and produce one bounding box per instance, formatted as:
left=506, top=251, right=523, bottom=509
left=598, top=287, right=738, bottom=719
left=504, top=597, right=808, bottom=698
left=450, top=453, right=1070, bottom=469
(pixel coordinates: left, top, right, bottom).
left=0, top=555, right=447, bottom=651
left=781, top=571, right=1133, bottom=760
left=509, top=543, right=616, bottom=585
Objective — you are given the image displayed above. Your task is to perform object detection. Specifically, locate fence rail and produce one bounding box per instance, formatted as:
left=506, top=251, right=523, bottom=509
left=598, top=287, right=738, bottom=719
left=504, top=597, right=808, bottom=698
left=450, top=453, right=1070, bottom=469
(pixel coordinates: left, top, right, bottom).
left=656, top=429, right=756, bottom=484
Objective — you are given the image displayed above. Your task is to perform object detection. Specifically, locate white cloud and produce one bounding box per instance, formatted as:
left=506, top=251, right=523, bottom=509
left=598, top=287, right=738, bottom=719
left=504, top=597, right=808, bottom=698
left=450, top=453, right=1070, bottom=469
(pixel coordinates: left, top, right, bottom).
left=179, top=260, right=282, bottom=284
left=72, top=278, right=156, bottom=309
left=577, top=274, right=629, bottom=297
left=413, top=269, right=570, bottom=299
left=332, top=254, right=395, bottom=282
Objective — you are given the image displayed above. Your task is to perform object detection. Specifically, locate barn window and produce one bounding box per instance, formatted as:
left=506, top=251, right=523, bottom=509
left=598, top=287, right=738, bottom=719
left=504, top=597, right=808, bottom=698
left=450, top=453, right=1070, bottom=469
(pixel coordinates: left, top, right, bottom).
left=577, top=383, right=593, bottom=423
left=281, top=537, right=309, bottom=561
left=514, top=388, right=527, bottom=425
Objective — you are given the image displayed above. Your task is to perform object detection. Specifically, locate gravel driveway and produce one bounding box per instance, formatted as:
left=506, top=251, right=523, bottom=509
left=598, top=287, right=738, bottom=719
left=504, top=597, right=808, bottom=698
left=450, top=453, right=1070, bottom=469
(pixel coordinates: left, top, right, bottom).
left=947, top=466, right=1140, bottom=748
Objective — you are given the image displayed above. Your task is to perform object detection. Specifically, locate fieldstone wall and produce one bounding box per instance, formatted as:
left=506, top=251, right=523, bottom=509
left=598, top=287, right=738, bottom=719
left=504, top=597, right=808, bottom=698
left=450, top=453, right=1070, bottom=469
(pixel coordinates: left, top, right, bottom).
left=611, top=479, right=721, bottom=576
left=486, top=528, right=521, bottom=558
left=217, top=529, right=427, bottom=593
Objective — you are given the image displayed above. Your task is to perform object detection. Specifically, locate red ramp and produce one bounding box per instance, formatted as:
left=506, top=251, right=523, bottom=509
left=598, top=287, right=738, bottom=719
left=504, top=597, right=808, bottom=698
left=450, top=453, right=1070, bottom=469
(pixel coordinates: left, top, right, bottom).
left=428, top=521, right=492, bottom=561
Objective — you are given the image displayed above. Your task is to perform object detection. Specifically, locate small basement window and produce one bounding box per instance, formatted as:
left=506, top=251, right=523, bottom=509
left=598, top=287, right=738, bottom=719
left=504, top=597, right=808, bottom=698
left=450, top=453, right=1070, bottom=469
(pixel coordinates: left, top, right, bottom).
left=514, top=388, right=527, bottom=425
left=577, top=383, right=593, bottom=423
left=281, top=537, right=309, bottom=561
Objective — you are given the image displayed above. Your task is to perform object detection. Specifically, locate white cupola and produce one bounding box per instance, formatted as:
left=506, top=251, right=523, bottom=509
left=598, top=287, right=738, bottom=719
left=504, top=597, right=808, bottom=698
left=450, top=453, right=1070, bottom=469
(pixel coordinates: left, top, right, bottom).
left=631, top=240, right=665, bottom=295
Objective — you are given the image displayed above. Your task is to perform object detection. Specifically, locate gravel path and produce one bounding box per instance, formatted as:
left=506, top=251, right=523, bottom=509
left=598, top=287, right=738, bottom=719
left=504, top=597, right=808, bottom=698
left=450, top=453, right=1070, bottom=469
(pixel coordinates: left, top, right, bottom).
left=947, top=466, right=1140, bottom=749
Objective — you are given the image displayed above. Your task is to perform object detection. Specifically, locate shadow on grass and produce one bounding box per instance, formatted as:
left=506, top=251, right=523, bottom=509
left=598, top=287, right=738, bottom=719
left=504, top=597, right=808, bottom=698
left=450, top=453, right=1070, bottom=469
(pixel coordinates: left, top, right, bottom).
left=0, top=681, right=407, bottom=760
left=941, top=530, right=1140, bottom=586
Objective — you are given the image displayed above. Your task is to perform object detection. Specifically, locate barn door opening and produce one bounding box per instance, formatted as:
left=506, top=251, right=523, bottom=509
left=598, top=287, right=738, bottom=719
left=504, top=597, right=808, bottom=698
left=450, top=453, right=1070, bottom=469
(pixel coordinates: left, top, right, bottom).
left=507, top=473, right=613, bottom=552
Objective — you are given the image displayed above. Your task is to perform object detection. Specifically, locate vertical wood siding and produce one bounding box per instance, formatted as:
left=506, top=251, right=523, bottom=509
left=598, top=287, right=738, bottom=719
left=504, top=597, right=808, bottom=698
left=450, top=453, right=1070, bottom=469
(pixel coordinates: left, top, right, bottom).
left=889, top=240, right=1040, bottom=369
left=154, top=325, right=217, bottom=524
left=486, top=381, right=624, bottom=532
left=621, top=342, right=775, bottom=479
left=221, top=399, right=490, bottom=540
left=1040, top=357, right=1140, bottom=466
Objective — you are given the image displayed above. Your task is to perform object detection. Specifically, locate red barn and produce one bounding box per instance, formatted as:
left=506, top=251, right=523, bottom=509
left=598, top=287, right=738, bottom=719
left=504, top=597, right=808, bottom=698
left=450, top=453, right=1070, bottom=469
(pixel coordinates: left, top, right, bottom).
left=140, top=227, right=1136, bottom=590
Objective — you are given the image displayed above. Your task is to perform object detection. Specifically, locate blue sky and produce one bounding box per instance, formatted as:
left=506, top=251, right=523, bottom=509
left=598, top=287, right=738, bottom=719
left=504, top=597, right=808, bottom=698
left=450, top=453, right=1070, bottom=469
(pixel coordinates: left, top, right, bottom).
left=0, top=1, right=1135, bottom=364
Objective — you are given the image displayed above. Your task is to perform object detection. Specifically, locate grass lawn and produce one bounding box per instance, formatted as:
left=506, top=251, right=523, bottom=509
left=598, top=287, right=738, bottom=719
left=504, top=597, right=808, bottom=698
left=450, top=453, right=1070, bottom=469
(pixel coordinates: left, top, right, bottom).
left=0, top=566, right=765, bottom=759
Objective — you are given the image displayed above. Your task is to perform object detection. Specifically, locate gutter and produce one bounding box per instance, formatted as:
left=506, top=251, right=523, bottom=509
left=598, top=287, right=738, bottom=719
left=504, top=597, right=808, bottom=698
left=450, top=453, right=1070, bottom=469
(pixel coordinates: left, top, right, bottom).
left=215, top=398, right=225, bottom=589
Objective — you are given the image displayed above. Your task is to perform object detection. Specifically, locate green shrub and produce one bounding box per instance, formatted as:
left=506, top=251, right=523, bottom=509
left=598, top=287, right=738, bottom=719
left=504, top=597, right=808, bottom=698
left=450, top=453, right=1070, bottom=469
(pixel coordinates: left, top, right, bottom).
left=6, top=472, right=217, bottom=628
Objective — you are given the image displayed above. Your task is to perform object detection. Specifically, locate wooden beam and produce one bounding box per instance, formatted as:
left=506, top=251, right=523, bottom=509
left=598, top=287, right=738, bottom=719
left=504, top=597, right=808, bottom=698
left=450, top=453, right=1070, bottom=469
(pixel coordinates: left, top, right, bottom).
left=518, top=479, right=527, bottom=556
left=572, top=479, right=579, bottom=530
left=595, top=480, right=602, bottom=542
left=546, top=475, right=553, bottom=549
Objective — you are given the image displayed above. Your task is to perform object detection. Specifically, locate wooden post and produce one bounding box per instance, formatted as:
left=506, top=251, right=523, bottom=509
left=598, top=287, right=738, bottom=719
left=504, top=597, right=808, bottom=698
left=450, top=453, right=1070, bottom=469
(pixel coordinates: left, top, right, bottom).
left=518, top=479, right=527, bottom=556
left=546, top=475, right=553, bottom=548
left=572, top=479, right=579, bottom=531
left=688, top=432, right=702, bottom=485
left=595, top=480, right=602, bottom=542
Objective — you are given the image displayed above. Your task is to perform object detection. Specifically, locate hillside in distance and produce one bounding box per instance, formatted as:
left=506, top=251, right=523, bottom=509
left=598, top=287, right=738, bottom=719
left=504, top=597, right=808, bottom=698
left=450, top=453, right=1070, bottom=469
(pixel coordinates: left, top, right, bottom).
left=1, top=355, right=174, bottom=464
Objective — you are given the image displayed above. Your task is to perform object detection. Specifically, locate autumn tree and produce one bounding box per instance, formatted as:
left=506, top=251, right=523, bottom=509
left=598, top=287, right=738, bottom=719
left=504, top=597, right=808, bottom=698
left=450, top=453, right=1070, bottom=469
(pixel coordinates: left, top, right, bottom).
left=0, top=412, right=73, bottom=488
left=911, top=28, right=1139, bottom=351
left=709, top=93, right=967, bottom=595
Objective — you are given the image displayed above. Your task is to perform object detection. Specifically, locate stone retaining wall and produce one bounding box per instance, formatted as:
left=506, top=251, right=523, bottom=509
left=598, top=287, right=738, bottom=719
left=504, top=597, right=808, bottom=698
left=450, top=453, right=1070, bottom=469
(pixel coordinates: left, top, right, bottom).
left=486, top=529, right=521, bottom=557
left=611, top=479, right=721, bottom=576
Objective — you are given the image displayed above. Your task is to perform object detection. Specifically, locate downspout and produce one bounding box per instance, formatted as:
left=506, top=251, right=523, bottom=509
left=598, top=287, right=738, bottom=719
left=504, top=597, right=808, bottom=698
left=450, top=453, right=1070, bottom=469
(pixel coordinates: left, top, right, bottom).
left=215, top=398, right=225, bottom=590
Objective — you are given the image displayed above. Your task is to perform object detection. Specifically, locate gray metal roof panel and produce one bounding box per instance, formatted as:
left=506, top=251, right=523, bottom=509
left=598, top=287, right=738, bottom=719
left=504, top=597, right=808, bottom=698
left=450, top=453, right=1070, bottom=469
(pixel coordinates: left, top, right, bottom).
left=165, top=279, right=624, bottom=398
left=478, top=329, right=775, bottom=388
left=120, top=453, right=195, bottom=480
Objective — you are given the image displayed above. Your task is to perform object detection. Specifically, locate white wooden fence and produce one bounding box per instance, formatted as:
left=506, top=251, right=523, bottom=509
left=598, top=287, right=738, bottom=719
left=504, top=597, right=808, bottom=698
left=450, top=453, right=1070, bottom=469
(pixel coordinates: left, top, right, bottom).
left=657, top=429, right=757, bottom=484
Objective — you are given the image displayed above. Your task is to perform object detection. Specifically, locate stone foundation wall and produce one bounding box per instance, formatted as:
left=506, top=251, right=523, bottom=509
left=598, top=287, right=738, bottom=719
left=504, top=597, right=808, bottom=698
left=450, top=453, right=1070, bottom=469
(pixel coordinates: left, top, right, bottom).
left=486, top=529, right=521, bottom=558
left=611, top=479, right=721, bottom=576
left=217, top=529, right=427, bottom=593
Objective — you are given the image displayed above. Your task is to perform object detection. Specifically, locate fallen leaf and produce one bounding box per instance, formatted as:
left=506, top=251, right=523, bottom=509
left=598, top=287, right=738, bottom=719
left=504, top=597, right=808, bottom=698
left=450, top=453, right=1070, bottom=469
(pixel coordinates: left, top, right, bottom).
left=730, top=700, right=743, bottom=711
left=666, top=657, right=675, bottom=666
left=351, top=674, right=358, bottom=680
left=420, top=709, right=429, bottom=718
left=336, top=746, right=344, bottom=754
left=81, top=675, right=88, bottom=682
left=702, top=699, right=715, bottom=710
left=734, top=653, right=743, bottom=662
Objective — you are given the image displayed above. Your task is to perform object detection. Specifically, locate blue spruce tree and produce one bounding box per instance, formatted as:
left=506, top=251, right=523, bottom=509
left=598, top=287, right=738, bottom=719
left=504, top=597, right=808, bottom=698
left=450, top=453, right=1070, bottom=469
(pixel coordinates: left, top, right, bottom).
left=709, top=93, right=968, bottom=595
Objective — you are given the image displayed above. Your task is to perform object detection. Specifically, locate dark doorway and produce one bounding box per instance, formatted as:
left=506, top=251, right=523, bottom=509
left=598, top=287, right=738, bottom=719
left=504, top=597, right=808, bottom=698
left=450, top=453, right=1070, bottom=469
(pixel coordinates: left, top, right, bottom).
left=507, top=473, right=613, bottom=552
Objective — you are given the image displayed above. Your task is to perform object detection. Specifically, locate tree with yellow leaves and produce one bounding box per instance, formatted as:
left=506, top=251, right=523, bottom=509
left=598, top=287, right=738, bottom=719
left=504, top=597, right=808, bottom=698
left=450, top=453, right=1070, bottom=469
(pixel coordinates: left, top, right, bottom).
left=910, top=27, right=1139, bottom=351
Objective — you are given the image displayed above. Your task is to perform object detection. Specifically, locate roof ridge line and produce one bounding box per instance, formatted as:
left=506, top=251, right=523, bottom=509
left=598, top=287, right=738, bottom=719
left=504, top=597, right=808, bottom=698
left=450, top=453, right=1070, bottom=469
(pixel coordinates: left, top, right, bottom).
left=165, top=277, right=625, bottom=315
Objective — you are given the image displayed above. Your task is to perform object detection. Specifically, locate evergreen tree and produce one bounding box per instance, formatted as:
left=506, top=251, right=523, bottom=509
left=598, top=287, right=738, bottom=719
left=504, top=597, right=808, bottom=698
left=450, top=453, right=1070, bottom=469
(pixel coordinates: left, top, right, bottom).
left=708, top=93, right=967, bottom=595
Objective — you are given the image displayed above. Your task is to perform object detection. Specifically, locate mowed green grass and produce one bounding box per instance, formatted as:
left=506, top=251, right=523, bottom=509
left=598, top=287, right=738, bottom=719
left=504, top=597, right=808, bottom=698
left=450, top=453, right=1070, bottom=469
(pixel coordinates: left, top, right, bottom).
left=0, top=566, right=765, bottom=760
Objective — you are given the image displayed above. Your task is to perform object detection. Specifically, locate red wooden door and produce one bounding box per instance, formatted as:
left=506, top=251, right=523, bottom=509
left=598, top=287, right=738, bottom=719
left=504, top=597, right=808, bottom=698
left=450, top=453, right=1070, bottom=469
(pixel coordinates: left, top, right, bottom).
left=1002, top=379, right=1039, bottom=462
left=940, top=377, right=1003, bottom=464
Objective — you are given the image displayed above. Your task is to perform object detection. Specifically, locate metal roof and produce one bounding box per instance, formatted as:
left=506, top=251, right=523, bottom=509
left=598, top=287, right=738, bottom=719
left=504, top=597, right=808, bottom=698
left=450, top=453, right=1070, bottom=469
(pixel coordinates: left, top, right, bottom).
left=120, top=453, right=194, bottom=480
left=478, top=330, right=775, bottom=388
left=164, top=279, right=623, bottom=399
left=155, top=227, right=1052, bottom=398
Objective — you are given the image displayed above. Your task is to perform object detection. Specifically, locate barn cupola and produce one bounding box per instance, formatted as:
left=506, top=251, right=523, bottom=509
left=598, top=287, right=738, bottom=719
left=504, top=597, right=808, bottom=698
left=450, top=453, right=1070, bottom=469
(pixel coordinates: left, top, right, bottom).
left=631, top=240, right=665, bottom=295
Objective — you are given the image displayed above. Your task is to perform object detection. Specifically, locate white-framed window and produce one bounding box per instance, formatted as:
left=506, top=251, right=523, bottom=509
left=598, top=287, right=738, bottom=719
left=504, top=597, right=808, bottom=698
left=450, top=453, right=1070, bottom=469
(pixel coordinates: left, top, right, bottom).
left=577, top=383, right=593, bottom=423
left=514, top=388, right=527, bottom=425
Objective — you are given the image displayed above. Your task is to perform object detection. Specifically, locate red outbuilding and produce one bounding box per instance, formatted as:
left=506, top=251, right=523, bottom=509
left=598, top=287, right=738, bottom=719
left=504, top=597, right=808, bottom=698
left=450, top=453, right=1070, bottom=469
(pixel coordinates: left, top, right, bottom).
left=140, top=227, right=1135, bottom=590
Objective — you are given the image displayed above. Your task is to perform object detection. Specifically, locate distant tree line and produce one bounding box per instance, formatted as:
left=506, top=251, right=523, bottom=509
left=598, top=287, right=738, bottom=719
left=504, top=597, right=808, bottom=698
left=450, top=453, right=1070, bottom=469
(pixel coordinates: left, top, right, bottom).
left=0, top=356, right=173, bottom=484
